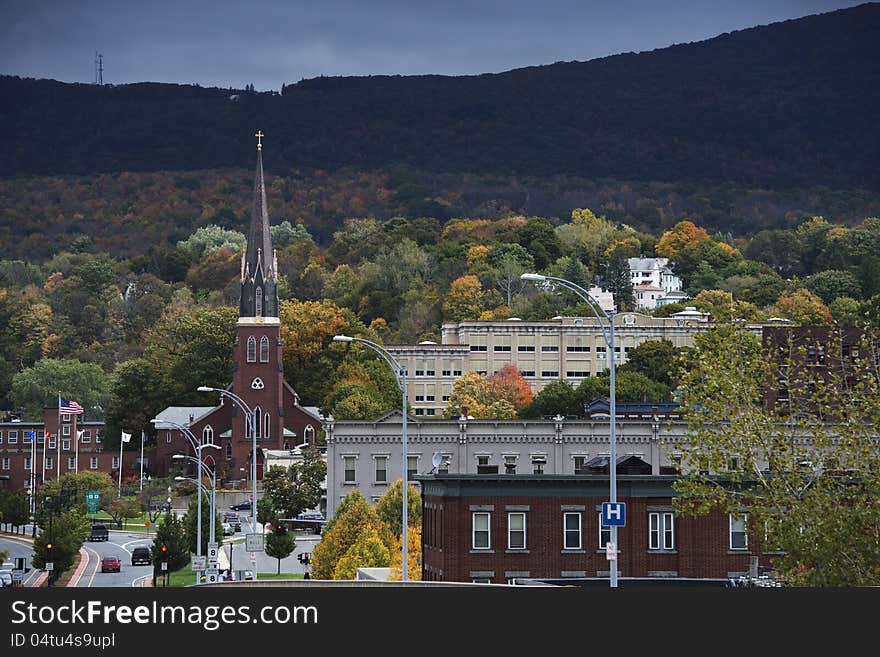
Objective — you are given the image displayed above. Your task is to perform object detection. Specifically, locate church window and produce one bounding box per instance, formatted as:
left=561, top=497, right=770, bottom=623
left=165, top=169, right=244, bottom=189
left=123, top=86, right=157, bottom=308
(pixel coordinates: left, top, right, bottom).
left=247, top=336, right=256, bottom=362
left=260, top=336, right=270, bottom=362
left=203, top=425, right=213, bottom=444
left=254, top=406, right=262, bottom=439
left=255, top=287, right=263, bottom=316
left=264, top=413, right=270, bottom=439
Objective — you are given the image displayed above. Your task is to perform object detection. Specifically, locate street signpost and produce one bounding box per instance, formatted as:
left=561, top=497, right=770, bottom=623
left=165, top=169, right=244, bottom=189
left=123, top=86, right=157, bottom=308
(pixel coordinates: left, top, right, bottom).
left=86, top=491, right=100, bottom=514
left=191, top=556, right=206, bottom=571
left=245, top=533, right=263, bottom=552
left=205, top=569, right=219, bottom=584
left=605, top=541, right=618, bottom=561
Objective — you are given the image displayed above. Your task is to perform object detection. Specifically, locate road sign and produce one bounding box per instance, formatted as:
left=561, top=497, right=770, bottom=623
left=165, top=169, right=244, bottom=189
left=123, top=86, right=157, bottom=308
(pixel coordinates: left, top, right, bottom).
left=12, top=570, right=23, bottom=583
left=205, top=569, right=219, bottom=584
left=245, top=533, right=263, bottom=552
left=601, top=502, right=626, bottom=527
left=207, top=545, right=219, bottom=561
left=45, top=562, right=54, bottom=571
left=191, top=556, right=206, bottom=570
left=160, top=562, right=168, bottom=571
left=606, top=541, right=618, bottom=561
left=86, top=490, right=100, bottom=514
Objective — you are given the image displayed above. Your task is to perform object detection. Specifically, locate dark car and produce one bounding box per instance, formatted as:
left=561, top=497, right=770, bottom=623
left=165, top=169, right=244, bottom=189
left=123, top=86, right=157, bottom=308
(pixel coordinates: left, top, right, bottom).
left=100, top=555, right=121, bottom=573
left=130, top=547, right=151, bottom=566
left=89, top=524, right=109, bottom=541
left=229, top=500, right=251, bottom=511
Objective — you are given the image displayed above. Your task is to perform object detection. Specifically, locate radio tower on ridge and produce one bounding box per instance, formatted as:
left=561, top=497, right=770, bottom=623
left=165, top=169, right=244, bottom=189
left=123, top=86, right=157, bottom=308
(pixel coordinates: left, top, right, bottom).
left=94, top=51, right=103, bottom=85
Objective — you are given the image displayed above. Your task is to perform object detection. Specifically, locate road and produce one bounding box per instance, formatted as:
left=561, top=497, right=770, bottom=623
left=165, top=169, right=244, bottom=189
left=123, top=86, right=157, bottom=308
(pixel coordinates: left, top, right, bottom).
left=0, top=535, right=43, bottom=587
left=77, top=532, right=154, bottom=588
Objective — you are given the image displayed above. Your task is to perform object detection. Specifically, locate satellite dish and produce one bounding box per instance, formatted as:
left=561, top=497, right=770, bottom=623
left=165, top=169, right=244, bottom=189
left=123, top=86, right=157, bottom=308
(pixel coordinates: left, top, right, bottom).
left=431, top=452, right=443, bottom=469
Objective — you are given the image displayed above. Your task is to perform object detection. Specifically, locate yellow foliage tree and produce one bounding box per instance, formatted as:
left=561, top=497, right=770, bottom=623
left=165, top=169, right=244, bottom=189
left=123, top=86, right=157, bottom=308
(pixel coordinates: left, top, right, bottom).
left=389, top=525, right=422, bottom=581
left=332, top=526, right=392, bottom=579
left=655, top=220, right=711, bottom=259
left=442, top=275, right=486, bottom=322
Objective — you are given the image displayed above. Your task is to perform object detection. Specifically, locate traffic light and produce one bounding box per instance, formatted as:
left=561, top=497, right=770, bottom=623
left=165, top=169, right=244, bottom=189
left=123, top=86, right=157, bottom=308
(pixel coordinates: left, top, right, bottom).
left=274, top=522, right=287, bottom=536
left=298, top=552, right=310, bottom=564
left=160, top=544, right=168, bottom=560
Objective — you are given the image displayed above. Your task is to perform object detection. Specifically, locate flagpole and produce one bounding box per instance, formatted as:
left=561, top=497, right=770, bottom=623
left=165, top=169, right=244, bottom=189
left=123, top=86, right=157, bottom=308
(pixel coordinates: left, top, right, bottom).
left=118, top=435, right=124, bottom=497
left=75, top=430, right=82, bottom=474
left=56, top=393, right=61, bottom=480
left=139, top=431, right=145, bottom=492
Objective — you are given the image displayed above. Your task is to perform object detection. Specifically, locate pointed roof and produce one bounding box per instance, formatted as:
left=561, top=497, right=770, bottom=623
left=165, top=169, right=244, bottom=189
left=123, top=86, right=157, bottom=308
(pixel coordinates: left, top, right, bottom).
left=243, top=138, right=274, bottom=285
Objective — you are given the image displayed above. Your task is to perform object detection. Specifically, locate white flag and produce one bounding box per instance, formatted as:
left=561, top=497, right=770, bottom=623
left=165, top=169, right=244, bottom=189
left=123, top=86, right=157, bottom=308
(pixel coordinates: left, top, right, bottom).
left=76, top=430, right=84, bottom=439
left=121, top=431, right=132, bottom=443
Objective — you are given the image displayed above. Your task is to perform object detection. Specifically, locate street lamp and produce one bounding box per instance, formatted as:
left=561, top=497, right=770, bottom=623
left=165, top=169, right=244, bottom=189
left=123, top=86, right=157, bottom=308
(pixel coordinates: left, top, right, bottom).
left=175, top=455, right=217, bottom=584
left=521, top=272, right=620, bottom=588
left=152, top=419, right=219, bottom=583
left=197, top=387, right=258, bottom=536
left=333, top=334, right=410, bottom=582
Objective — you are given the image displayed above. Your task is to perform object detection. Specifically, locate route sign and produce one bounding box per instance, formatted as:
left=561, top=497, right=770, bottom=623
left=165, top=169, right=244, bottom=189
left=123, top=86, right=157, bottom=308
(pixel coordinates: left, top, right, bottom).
left=601, top=502, right=626, bottom=527
left=605, top=541, right=618, bottom=561
left=45, top=562, right=54, bottom=571
left=191, top=556, right=207, bottom=570
left=205, top=569, right=219, bottom=584
left=86, top=490, right=100, bottom=514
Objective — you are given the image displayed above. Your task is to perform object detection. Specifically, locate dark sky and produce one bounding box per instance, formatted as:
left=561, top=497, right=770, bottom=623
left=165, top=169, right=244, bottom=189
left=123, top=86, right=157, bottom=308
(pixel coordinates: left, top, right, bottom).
left=0, top=1, right=865, bottom=91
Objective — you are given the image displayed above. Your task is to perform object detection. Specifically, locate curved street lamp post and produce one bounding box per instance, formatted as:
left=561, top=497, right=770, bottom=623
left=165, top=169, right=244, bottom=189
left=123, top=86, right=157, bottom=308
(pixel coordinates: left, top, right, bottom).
left=521, top=273, right=619, bottom=588
left=151, top=419, right=218, bottom=584
left=175, top=454, right=217, bottom=584
left=196, top=387, right=258, bottom=536
left=333, top=334, right=409, bottom=581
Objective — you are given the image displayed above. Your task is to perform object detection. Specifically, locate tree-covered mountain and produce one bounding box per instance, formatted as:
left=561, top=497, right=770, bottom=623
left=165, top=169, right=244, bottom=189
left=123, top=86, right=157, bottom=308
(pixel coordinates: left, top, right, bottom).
left=1, top=3, right=878, bottom=189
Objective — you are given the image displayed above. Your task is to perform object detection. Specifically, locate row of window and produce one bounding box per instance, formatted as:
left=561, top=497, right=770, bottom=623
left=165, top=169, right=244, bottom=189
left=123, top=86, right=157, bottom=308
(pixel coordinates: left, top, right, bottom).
left=466, top=345, right=633, bottom=354
left=245, top=335, right=272, bottom=363
left=1, top=455, right=110, bottom=471
left=469, top=511, right=749, bottom=552
left=0, top=429, right=94, bottom=445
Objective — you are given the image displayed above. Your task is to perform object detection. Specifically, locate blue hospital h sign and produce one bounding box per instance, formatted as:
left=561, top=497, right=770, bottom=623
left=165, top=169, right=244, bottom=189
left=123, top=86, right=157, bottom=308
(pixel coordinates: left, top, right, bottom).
left=602, top=502, right=626, bottom=527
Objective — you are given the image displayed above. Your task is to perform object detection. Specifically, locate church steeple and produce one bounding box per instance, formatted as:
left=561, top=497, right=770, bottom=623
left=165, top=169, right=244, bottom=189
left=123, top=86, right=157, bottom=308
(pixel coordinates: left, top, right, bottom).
left=240, top=130, right=279, bottom=319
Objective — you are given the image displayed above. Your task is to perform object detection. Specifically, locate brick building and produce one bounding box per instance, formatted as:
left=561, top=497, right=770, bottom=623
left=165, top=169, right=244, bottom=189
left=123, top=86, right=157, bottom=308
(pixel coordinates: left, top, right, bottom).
left=417, top=474, right=773, bottom=584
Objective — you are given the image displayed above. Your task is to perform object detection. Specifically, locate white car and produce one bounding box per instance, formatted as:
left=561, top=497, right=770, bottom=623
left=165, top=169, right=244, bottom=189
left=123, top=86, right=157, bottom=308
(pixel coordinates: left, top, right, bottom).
left=222, top=522, right=234, bottom=536
left=0, top=572, right=13, bottom=587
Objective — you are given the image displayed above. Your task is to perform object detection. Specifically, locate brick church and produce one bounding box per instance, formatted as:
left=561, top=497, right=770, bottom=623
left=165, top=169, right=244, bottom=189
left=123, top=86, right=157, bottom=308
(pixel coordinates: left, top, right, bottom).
left=153, top=134, right=322, bottom=483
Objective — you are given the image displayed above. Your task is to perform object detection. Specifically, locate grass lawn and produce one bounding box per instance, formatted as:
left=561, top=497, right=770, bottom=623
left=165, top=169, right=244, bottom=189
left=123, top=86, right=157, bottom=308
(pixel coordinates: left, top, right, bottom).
left=257, top=573, right=304, bottom=580
left=91, top=511, right=160, bottom=533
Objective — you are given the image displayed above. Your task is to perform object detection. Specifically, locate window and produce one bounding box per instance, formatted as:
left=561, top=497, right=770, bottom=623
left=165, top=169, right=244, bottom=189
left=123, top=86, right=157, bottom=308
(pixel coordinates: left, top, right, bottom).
left=62, top=439, right=71, bottom=451
left=521, top=370, right=535, bottom=377
left=414, top=370, right=424, bottom=377
left=503, top=455, right=517, bottom=474
left=566, top=345, right=590, bottom=352
left=48, top=435, right=56, bottom=449
left=90, top=457, right=98, bottom=470
left=598, top=513, right=611, bottom=549
left=1, top=458, right=9, bottom=470
left=45, top=457, right=53, bottom=470
left=112, top=456, right=119, bottom=469
left=596, top=346, right=607, bottom=354
left=469, top=345, right=487, bottom=352
left=472, top=512, right=491, bottom=549
left=62, top=413, right=71, bottom=423
left=414, top=395, right=425, bottom=402
left=203, top=425, right=214, bottom=444
left=255, top=287, right=263, bottom=316
left=508, top=512, right=526, bottom=550
left=62, top=425, right=71, bottom=436
left=564, top=512, right=582, bottom=550
left=8, top=431, right=17, bottom=444
left=260, top=335, right=270, bottom=362
left=541, top=371, right=559, bottom=378
left=0, top=431, right=3, bottom=444
left=573, top=456, right=587, bottom=474
left=425, top=370, right=435, bottom=376
left=253, top=406, right=262, bottom=439
left=531, top=456, right=546, bottom=475
left=567, top=371, right=590, bottom=378
left=729, top=513, right=748, bottom=550
left=407, top=455, right=418, bottom=479
left=517, top=345, right=535, bottom=352
left=264, top=413, right=270, bottom=439
left=426, top=408, right=436, bottom=416
left=425, top=395, right=435, bottom=402
left=24, top=457, right=31, bottom=471
left=414, top=408, right=424, bottom=416
left=442, top=369, right=451, bottom=376
left=494, top=345, right=511, bottom=352
left=67, top=457, right=76, bottom=470
left=247, top=336, right=257, bottom=362
left=225, top=442, right=232, bottom=460
left=649, top=512, right=675, bottom=550
left=343, top=456, right=356, bottom=484
left=374, top=456, right=388, bottom=484
left=477, top=455, right=490, bottom=467
left=442, top=395, right=450, bottom=402
left=82, top=430, right=91, bottom=443
left=541, top=345, right=559, bottom=352
left=453, top=370, right=462, bottom=376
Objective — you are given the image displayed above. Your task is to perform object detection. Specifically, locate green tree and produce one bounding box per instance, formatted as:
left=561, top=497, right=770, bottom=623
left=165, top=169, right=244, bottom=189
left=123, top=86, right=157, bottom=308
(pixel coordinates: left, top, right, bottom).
left=802, top=270, right=862, bottom=304
left=332, top=526, right=392, bottom=579
left=260, top=449, right=327, bottom=520
left=9, top=359, right=108, bottom=420
left=519, top=380, right=579, bottom=418
left=265, top=530, right=297, bottom=574
left=152, top=512, right=189, bottom=572
left=373, top=479, right=422, bottom=539
left=618, top=339, right=680, bottom=388
left=32, top=507, right=90, bottom=574
left=0, top=490, right=30, bottom=529
left=673, top=325, right=880, bottom=586
left=176, top=225, right=245, bottom=260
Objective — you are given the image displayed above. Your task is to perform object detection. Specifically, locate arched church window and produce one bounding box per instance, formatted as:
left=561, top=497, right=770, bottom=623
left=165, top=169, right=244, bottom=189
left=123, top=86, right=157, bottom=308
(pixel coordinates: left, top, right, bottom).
left=264, top=413, right=270, bottom=439
left=255, top=287, right=263, bottom=317
left=247, top=336, right=256, bottom=362
left=254, top=406, right=262, bottom=439
left=203, top=425, right=214, bottom=444
left=260, top=336, right=270, bottom=363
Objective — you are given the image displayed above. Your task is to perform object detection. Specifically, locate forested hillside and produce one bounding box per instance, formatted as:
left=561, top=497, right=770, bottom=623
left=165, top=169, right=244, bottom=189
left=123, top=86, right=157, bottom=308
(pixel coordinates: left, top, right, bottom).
left=1, top=3, right=878, bottom=189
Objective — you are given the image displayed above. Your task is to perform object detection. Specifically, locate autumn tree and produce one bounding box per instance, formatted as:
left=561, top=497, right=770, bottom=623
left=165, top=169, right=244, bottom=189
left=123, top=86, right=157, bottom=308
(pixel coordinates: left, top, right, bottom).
left=488, top=364, right=533, bottom=411
left=374, top=479, right=422, bottom=539
left=770, top=288, right=833, bottom=325
left=442, top=275, right=486, bottom=322
left=655, top=220, right=711, bottom=259
left=389, top=525, right=423, bottom=581
left=443, top=372, right=514, bottom=419
left=332, top=526, right=392, bottom=579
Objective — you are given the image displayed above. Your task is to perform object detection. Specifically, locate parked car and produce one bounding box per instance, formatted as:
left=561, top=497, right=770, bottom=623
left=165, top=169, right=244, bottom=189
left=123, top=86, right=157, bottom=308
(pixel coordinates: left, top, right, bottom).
left=100, top=556, right=121, bottom=573
left=0, top=572, right=12, bottom=587
left=89, top=524, right=109, bottom=541
left=229, top=500, right=251, bottom=511
left=296, top=511, right=325, bottom=521
left=222, top=512, right=242, bottom=531
left=222, top=522, right=234, bottom=536
left=130, top=547, right=151, bottom=566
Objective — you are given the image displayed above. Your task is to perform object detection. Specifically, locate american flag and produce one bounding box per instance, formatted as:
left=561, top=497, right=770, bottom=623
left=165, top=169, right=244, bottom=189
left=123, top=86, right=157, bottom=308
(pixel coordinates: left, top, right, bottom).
left=59, top=397, right=85, bottom=415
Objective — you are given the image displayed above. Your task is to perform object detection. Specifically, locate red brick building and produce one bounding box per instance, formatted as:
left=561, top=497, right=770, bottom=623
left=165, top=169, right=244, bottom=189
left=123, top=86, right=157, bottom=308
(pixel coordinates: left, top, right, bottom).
left=418, top=474, right=774, bottom=584
left=0, top=408, right=121, bottom=493
left=153, top=138, right=321, bottom=483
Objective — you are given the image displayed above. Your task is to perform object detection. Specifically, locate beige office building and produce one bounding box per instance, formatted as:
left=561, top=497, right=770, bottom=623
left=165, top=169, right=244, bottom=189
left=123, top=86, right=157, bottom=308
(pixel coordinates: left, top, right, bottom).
left=385, top=311, right=711, bottom=417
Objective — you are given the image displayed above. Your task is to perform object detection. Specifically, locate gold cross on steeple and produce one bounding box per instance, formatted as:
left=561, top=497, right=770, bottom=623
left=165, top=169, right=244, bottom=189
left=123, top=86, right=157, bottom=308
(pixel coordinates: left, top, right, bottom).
left=255, top=130, right=264, bottom=151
